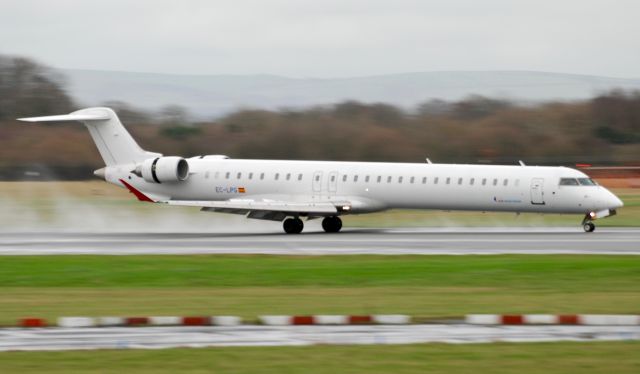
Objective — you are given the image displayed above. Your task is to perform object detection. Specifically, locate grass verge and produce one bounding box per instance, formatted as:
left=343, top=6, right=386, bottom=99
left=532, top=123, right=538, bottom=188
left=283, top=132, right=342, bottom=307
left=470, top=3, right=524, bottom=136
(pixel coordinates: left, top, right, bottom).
left=0, top=255, right=638, bottom=324
left=0, top=342, right=639, bottom=373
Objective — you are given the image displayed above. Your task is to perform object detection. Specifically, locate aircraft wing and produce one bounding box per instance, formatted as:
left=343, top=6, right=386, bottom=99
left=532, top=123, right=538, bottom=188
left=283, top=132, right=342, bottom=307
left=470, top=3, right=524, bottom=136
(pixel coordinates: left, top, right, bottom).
left=164, top=199, right=343, bottom=221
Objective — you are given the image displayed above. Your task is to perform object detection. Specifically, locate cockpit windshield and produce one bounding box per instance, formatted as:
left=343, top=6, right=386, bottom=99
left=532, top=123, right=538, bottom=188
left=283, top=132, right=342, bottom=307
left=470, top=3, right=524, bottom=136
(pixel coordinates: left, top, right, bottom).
left=578, top=178, right=598, bottom=186
left=559, top=178, right=598, bottom=186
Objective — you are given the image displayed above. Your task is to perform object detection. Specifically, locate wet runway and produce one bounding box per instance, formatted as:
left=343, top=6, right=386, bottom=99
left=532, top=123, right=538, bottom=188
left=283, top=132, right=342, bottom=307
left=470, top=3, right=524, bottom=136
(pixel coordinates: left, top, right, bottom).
left=1, top=324, right=638, bottom=351
left=0, top=228, right=639, bottom=255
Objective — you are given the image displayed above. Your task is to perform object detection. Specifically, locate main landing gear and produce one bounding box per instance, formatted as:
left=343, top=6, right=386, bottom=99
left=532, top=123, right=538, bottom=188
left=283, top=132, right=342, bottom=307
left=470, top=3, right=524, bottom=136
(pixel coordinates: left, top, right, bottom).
left=322, top=216, right=342, bottom=233
left=283, top=217, right=304, bottom=234
left=282, top=216, right=343, bottom=234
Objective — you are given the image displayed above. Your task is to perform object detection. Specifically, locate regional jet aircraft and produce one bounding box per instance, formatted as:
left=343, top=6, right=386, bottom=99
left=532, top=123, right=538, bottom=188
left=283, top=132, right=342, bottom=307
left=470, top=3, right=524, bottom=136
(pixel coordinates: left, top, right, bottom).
left=20, top=107, right=623, bottom=233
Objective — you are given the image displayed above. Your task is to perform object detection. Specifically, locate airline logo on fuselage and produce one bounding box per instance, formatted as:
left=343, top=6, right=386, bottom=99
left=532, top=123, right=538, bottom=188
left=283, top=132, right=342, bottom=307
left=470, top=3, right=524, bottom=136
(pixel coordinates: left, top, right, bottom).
left=216, top=186, right=246, bottom=194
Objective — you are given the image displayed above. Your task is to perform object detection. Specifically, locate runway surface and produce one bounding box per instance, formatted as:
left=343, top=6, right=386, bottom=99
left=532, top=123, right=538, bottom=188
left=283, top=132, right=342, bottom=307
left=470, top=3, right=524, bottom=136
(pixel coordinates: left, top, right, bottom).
left=1, top=227, right=639, bottom=255
left=1, top=324, right=638, bottom=351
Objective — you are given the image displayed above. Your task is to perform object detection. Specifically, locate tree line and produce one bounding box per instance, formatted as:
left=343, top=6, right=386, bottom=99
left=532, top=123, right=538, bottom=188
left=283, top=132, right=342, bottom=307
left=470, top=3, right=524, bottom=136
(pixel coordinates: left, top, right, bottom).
left=0, top=55, right=638, bottom=179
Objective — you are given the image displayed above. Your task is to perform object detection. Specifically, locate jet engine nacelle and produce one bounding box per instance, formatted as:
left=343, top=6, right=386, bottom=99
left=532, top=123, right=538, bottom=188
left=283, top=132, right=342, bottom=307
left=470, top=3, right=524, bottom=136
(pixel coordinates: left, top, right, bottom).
left=135, top=156, right=189, bottom=183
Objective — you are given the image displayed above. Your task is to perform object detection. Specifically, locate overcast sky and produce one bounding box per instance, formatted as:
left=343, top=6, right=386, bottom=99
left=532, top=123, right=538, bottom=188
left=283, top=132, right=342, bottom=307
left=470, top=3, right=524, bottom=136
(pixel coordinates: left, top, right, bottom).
left=1, top=0, right=639, bottom=78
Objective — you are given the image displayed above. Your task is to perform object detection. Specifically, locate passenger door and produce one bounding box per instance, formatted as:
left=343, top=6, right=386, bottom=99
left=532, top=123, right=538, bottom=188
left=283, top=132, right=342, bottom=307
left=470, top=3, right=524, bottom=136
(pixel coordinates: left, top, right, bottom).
left=312, top=171, right=323, bottom=198
left=328, top=171, right=338, bottom=195
left=530, top=178, right=545, bottom=205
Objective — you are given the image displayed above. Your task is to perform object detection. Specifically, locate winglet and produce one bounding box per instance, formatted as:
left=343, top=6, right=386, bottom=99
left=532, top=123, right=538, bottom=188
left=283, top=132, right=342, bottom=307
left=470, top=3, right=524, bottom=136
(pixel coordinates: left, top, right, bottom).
left=119, top=179, right=155, bottom=202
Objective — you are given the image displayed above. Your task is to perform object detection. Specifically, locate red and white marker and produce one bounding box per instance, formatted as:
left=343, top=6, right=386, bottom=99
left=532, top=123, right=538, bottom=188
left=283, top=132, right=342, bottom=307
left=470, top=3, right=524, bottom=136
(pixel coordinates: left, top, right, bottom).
left=466, top=314, right=640, bottom=325
left=258, top=314, right=410, bottom=326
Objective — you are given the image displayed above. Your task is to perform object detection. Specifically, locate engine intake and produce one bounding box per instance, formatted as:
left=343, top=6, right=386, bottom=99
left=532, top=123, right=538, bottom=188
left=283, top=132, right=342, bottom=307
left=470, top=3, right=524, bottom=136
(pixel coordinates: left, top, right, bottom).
left=135, top=157, right=189, bottom=183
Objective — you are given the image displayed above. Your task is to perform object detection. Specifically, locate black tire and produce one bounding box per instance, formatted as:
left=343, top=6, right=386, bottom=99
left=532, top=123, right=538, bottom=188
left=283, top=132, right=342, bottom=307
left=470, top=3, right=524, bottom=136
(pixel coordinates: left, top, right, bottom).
left=583, top=222, right=595, bottom=233
left=322, top=216, right=343, bottom=233
left=283, top=218, right=304, bottom=234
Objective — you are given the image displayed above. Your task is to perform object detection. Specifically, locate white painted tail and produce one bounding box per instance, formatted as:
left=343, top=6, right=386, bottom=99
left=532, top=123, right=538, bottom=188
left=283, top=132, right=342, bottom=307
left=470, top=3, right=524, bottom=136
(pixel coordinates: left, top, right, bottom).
left=19, top=107, right=160, bottom=166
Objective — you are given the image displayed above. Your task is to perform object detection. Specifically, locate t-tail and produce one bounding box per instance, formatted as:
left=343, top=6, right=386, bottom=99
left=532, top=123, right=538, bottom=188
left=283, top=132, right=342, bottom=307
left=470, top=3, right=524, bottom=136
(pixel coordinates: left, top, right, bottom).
left=18, top=107, right=161, bottom=166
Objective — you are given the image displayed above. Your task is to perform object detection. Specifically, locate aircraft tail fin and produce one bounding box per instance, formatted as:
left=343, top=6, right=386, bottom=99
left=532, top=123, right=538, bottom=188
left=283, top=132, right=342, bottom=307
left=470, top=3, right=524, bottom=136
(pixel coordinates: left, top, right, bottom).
left=19, top=107, right=160, bottom=166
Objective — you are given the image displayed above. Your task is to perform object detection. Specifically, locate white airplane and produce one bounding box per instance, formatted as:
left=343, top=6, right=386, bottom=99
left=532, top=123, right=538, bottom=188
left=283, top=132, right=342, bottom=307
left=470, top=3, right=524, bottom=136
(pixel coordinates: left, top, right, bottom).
left=20, top=107, right=623, bottom=233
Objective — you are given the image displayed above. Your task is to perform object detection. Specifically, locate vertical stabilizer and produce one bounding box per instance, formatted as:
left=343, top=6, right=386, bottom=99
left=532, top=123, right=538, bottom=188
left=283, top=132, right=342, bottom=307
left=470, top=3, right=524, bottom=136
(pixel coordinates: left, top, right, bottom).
left=19, top=107, right=161, bottom=166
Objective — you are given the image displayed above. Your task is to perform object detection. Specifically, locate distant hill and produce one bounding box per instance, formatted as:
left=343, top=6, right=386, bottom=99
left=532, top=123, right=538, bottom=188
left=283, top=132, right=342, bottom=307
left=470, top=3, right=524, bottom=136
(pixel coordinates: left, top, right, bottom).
left=61, top=69, right=640, bottom=118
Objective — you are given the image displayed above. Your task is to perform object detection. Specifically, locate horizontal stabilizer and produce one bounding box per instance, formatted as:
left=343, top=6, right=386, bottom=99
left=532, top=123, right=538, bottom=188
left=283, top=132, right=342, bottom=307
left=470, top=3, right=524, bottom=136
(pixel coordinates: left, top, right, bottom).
left=18, top=113, right=111, bottom=122
left=16, top=107, right=158, bottom=166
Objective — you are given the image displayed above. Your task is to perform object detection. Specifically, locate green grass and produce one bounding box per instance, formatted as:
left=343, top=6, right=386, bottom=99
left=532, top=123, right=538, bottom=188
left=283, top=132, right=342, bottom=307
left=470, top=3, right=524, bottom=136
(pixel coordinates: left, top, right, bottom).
left=0, top=255, right=638, bottom=324
left=0, top=342, right=639, bottom=373
left=1, top=255, right=639, bottom=288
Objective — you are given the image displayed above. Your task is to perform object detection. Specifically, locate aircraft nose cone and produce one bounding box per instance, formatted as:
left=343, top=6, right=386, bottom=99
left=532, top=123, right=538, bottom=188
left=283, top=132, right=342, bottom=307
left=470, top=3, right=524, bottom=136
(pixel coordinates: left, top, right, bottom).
left=612, top=195, right=624, bottom=209
left=604, top=189, right=624, bottom=209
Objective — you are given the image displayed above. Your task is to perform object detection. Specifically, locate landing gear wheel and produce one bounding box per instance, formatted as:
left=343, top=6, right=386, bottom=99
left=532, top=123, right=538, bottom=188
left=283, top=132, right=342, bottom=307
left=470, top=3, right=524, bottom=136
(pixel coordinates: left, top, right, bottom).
left=322, top=216, right=343, bottom=233
left=283, top=218, right=304, bottom=234
left=583, top=222, right=595, bottom=233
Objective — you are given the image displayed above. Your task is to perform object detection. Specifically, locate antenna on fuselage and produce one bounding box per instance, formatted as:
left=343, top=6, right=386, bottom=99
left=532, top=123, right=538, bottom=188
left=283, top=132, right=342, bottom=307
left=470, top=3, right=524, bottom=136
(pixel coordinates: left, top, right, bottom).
left=426, top=158, right=433, bottom=164
left=519, top=160, right=526, bottom=166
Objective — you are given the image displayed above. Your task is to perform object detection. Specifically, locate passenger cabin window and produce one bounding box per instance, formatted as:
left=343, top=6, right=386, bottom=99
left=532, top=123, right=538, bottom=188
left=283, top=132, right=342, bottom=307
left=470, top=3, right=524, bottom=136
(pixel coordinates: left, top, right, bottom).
left=354, top=175, right=358, bottom=182
left=286, top=173, right=291, bottom=181
left=365, top=175, right=370, bottom=183
left=434, top=177, right=439, bottom=184
left=315, top=174, right=320, bottom=182
left=422, top=177, right=427, bottom=184
left=398, top=176, right=403, bottom=183
left=330, top=175, right=336, bottom=182
left=214, top=171, right=220, bottom=179
left=205, top=171, right=210, bottom=179
left=377, top=176, right=382, bottom=183
left=470, top=178, right=475, bottom=185
left=482, top=178, right=486, bottom=186
left=410, top=176, right=415, bottom=184
left=298, top=174, right=303, bottom=181
left=457, top=177, right=463, bottom=185
left=275, top=173, right=280, bottom=181
left=237, top=172, right=242, bottom=179
left=343, top=175, right=347, bottom=182
left=248, top=172, right=253, bottom=180
left=503, top=179, right=508, bottom=186
left=387, top=176, right=392, bottom=183
left=446, top=177, right=451, bottom=185
left=225, top=172, right=230, bottom=179
left=260, top=173, right=265, bottom=180
left=493, top=179, right=498, bottom=186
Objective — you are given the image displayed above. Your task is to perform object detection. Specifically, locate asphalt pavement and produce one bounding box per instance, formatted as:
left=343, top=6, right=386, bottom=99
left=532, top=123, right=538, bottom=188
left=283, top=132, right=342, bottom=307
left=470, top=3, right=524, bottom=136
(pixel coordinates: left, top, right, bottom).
left=0, top=228, right=638, bottom=255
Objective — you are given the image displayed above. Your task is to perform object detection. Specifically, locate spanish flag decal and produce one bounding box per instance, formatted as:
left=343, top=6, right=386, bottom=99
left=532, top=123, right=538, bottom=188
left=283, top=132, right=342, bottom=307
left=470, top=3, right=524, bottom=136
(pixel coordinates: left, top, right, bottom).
left=238, top=187, right=246, bottom=193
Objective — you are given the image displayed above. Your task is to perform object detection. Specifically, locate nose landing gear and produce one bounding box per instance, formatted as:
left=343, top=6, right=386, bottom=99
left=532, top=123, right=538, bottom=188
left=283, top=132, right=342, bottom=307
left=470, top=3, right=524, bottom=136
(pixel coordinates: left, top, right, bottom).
left=582, top=213, right=596, bottom=233
left=583, top=222, right=595, bottom=232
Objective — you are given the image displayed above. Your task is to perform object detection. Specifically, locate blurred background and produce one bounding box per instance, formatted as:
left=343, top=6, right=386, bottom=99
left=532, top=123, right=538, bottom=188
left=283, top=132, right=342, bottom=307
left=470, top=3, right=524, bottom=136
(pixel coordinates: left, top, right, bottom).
left=2, top=1, right=640, bottom=180
left=1, top=54, right=639, bottom=179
